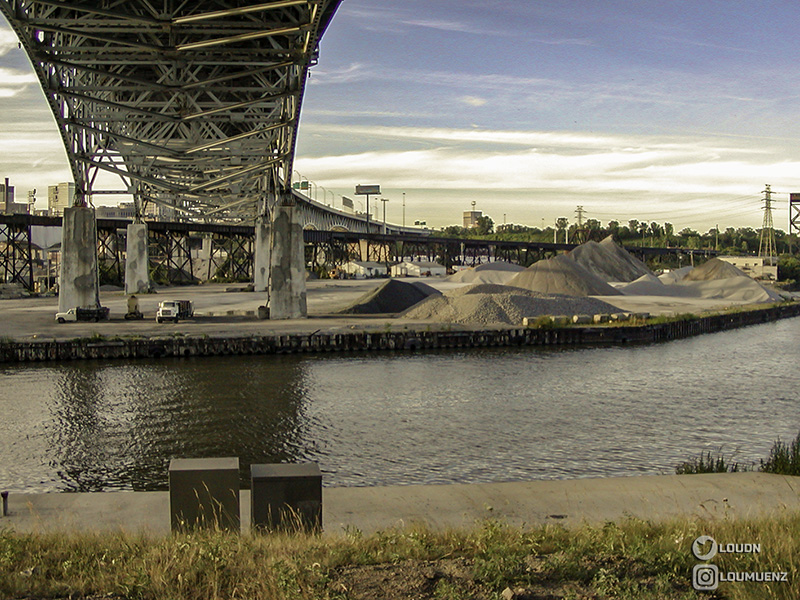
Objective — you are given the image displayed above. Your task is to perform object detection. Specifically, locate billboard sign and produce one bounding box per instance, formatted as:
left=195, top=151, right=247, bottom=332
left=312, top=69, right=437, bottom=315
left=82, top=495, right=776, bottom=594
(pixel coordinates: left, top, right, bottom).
left=355, top=184, right=380, bottom=195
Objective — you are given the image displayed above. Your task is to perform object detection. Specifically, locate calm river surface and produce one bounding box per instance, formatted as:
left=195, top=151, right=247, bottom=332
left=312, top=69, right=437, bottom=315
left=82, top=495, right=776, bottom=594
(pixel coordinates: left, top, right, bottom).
left=3, top=319, right=800, bottom=492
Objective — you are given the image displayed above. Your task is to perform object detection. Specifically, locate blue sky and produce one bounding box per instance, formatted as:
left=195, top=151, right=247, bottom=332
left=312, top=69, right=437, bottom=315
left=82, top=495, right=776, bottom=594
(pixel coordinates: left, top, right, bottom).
left=3, top=1, right=800, bottom=231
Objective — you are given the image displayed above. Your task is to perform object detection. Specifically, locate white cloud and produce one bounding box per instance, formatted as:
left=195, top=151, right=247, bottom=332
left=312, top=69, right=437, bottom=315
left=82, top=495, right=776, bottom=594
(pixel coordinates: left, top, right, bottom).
left=0, top=67, right=37, bottom=97
left=460, top=96, right=487, bottom=107
left=295, top=124, right=800, bottom=228
left=0, top=27, right=18, bottom=57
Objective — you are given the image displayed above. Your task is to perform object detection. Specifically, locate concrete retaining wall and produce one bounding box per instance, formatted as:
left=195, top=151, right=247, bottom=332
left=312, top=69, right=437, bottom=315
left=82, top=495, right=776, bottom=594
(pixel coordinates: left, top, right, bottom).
left=2, top=303, right=799, bottom=363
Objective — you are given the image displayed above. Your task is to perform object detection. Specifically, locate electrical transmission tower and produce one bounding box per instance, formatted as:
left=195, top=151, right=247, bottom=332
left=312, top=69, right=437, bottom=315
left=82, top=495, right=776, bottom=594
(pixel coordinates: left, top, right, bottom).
left=570, top=205, right=587, bottom=244
left=758, top=184, right=778, bottom=264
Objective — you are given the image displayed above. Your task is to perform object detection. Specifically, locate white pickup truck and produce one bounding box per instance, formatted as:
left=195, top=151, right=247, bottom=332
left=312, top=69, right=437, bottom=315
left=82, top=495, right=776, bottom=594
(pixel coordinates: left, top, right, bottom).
left=55, top=306, right=110, bottom=323
left=156, top=300, right=193, bottom=323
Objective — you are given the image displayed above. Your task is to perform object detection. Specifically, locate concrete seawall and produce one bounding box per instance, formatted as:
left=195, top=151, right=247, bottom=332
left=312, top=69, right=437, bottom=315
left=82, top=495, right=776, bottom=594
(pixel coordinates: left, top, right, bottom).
left=2, top=302, right=799, bottom=363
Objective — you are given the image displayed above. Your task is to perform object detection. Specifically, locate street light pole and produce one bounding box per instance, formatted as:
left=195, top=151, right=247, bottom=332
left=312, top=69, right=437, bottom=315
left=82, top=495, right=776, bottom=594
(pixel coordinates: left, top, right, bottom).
left=381, top=197, right=389, bottom=234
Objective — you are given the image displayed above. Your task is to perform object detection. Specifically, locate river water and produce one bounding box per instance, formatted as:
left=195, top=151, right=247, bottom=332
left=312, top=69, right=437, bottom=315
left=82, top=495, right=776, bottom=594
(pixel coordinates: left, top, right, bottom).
left=3, top=318, right=800, bottom=492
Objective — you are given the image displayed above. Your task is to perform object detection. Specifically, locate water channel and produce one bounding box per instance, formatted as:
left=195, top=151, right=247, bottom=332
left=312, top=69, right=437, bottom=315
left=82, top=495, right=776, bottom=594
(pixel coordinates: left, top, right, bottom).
left=3, top=318, right=800, bottom=493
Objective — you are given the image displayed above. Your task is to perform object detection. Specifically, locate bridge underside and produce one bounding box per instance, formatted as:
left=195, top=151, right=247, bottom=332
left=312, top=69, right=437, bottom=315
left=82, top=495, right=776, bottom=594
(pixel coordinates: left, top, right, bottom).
left=0, top=0, right=341, bottom=317
left=0, top=0, right=339, bottom=216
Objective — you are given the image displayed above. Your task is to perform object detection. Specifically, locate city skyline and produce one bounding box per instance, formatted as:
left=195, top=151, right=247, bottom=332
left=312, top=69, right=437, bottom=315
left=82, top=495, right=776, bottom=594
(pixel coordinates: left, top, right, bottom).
left=2, top=1, right=800, bottom=231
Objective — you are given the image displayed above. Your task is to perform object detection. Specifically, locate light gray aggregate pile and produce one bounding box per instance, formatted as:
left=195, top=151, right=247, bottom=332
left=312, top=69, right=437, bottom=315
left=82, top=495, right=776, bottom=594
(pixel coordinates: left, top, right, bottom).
left=508, top=254, right=622, bottom=296
left=401, top=284, right=622, bottom=325
left=447, top=261, right=526, bottom=284
left=682, top=258, right=748, bottom=281
left=566, top=236, right=654, bottom=282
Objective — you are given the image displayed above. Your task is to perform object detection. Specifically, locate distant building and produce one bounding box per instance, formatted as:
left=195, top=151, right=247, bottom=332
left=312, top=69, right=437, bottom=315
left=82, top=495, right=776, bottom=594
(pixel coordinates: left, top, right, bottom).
left=0, top=178, right=28, bottom=214
left=717, top=255, right=778, bottom=281
left=339, top=261, right=386, bottom=279
left=96, top=202, right=137, bottom=220
left=463, top=210, right=482, bottom=228
left=391, top=260, right=446, bottom=277
left=48, top=182, right=75, bottom=216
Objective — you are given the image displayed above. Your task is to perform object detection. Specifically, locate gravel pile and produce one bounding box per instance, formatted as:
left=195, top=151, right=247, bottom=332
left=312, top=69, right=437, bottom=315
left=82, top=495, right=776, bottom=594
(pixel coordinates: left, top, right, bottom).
left=683, top=277, right=783, bottom=302
left=658, top=266, right=693, bottom=284
left=567, top=236, right=654, bottom=282
left=402, top=283, right=622, bottom=325
left=339, top=279, right=440, bottom=314
left=682, top=258, right=748, bottom=281
left=447, top=261, right=525, bottom=285
left=507, top=254, right=622, bottom=296
left=617, top=274, right=695, bottom=297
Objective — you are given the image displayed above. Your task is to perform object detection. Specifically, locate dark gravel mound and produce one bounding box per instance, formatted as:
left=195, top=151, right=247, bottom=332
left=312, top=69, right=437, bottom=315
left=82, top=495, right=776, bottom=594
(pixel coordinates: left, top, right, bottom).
left=339, top=279, right=441, bottom=314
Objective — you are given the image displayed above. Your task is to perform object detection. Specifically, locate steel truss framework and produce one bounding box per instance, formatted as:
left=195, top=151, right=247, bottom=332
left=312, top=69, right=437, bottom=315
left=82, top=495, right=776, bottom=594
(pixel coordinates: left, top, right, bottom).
left=0, top=221, right=35, bottom=289
left=0, top=215, right=718, bottom=290
left=0, top=0, right=341, bottom=219
left=204, top=232, right=253, bottom=280
left=97, top=224, right=123, bottom=284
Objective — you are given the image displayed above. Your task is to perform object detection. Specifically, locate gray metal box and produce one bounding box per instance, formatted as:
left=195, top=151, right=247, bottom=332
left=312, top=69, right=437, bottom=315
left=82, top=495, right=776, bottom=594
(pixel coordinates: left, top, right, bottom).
left=251, top=463, right=322, bottom=532
left=169, top=457, right=240, bottom=532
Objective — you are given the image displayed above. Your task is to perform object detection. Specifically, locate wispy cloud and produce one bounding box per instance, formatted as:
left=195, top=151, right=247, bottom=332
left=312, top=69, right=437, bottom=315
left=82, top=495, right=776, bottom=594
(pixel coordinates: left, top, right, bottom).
left=460, top=96, right=488, bottom=107
left=295, top=123, right=800, bottom=228
left=0, top=28, right=17, bottom=57
left=400, top=18, right=507, bottom=37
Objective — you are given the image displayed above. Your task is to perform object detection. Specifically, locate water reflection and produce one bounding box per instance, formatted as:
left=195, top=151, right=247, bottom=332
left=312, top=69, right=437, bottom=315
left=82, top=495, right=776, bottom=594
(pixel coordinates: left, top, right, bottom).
left=3, top=318, right=800, bottom=492
left=42, top=356, right=310, bottom=491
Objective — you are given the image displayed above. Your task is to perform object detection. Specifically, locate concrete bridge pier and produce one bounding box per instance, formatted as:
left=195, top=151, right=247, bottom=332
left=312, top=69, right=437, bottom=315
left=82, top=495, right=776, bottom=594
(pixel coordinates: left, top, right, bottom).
left=269, top=204, right=307, bottom=319
left=124, top=222, right=150, bottom=295
left=58, top=205, right=100, bottom=312
left=253, top=214, right=271, bottom=293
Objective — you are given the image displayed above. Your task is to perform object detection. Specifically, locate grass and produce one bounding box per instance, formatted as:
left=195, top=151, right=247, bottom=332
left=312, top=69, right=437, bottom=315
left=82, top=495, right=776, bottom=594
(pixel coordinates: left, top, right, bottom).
left=2, top=515, right=800, bottom=599
left=677, top=431, right=800, bottom=476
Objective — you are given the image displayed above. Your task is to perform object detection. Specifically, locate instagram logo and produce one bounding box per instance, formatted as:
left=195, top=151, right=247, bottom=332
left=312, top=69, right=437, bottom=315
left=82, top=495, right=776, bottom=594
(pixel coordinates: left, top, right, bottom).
left=693, top=564, right=719, bottom=591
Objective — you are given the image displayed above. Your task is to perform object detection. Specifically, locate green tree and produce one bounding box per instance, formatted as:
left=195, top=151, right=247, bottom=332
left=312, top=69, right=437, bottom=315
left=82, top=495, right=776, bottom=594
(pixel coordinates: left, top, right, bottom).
left=475, top=215, right=494, bottom=235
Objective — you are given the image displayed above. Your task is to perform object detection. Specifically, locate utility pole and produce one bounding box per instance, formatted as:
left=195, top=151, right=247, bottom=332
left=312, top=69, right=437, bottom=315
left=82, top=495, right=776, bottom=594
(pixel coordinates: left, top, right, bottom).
left=572, top=205, right=587, bottom=244
left=380, top=197, right=389, bottom=235
left=402, top=192, right=406, bottom=228
left=575, top=205, right=585, bottom=228
left=759, top=184, right=777, bottom=264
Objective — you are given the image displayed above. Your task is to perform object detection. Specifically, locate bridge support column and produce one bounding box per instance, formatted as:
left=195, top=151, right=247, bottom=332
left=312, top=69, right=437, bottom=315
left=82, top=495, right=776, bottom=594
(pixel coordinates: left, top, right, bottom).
left=269, top=204, right=306, bottom=319
left=58, top=205, right=100, bottom=312
left=124, top=222, right=150, bottom=294
left=253, top=215, right=271, bottom=293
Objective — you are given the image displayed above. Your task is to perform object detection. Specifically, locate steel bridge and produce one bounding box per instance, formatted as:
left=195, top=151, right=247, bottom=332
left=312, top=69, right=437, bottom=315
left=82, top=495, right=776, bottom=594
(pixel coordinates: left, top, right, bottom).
left=0, top=211, right=716, bottom=290
left=0, top=0, right=340, bottom=217
left=0, top=0, right=346, bottom=317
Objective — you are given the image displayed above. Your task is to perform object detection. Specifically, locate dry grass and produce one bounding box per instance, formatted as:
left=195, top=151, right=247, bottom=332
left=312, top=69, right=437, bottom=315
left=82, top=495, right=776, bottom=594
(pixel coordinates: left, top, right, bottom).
left=2, top=512, right=800, bottom=599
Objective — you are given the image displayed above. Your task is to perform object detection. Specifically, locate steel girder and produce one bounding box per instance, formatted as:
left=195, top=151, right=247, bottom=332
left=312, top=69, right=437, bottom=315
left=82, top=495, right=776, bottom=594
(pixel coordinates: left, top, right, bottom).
left=0, top=0, right=341, bottom=220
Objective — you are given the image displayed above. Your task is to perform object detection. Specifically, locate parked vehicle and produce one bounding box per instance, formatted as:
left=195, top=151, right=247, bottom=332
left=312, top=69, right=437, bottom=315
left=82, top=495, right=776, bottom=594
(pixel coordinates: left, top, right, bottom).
left=55, top=306, right=110, bottom=323
left=124, top=294, right=144, bottom=320
left=156, top=300, right=193, bottom=323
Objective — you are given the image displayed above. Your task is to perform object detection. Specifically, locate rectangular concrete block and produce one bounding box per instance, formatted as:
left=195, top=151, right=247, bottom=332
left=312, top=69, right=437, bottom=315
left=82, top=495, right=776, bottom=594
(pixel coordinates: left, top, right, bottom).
left=169, top=457, right=240, bottom=532
left=251, top=463, right=322, bottom=532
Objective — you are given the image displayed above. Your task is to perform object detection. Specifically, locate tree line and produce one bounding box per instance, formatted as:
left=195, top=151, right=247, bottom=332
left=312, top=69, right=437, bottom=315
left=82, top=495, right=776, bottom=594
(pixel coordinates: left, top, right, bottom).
left=440, top=218, right=799, bottom=256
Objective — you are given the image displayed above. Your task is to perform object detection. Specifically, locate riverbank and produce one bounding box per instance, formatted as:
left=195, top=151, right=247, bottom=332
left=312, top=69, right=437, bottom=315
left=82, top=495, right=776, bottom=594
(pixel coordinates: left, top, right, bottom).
left=2, top=299, right=799, bottom=362
left=4, top=472, right=798, bottom=535
left=2, top=473, right=799, bottom=599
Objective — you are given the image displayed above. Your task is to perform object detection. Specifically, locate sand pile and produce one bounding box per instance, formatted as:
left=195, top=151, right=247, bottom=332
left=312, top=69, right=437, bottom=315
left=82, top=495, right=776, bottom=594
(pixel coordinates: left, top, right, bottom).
left=567, top=236, right=654, bottom=282
left=339, top=279, right=440, bottom=314
left=682, top=277, right=782, bottom=303
left=402, top=283, right=622, bottom=325
left=616, top=274, right=695, bottom=298
left=658, top=266, right=693, bottom=284
left=447, top=261, right=525, bottom=285
left=682, top=258, right=748, bottom=281
left=507, top=254, right=622, bottom=297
